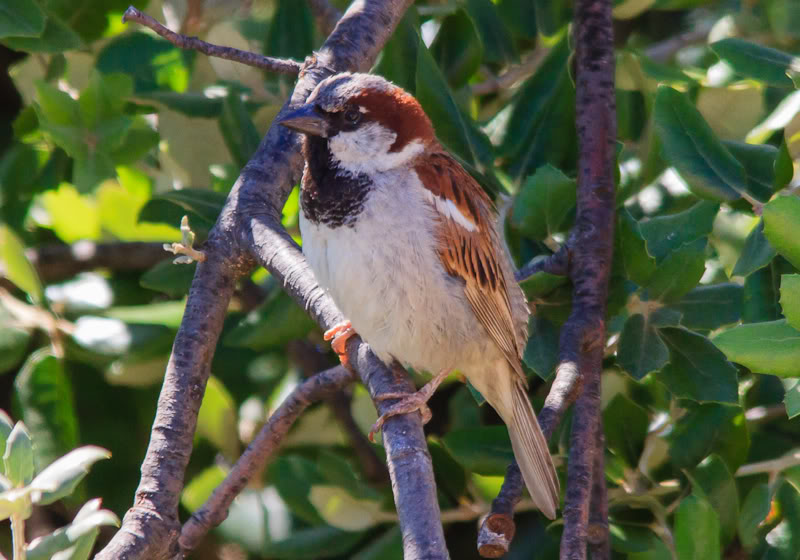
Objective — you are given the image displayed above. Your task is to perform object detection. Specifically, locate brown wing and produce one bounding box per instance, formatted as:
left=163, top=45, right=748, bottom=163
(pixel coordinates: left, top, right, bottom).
left=415, top=152, right=528, bottom=385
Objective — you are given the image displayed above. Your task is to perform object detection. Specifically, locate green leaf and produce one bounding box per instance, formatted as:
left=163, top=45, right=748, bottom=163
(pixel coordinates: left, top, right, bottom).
left=181, top=465, right=227, bottom=513
left=373, top=11, right=419, bottom=92
left=747, top=90, right=800, bottom=144
left=498, top=37, right=570, bottom=157
left=429, top=438, right=467, bottom=499
left=4, top=422, right=34, bottom=486
left=722, top=141, right=779, bottom=202
left=511, top=165, right=576, bottom=240
left=316, top=451, right=380, bottom=501
left=269, top=455, right=325, bottom=524
left=610, top=524, right=666, bottom=554
left=351, top=526, right=402, bottom=560
left=97, top=33, right=190, bottom=93
left=522, top=315, right=559, bottom=380
left=225, top=292, right=316, bottom=350
left=415, top=35, right=494, bottom=167
left=743, top=263, right=783, bottom=323
left=668, top=403, right=749, bottom=471
left=40, top=183, right=101, bottom=243
left=688, top=455, right=738, bottom=544
left=639, top=201, right=719, bottom=262
left=27, top=499, right=118, bottom=560
left=657, top=327, right=738, bottom=404
left=309, top=486, right=382, bottom=531
left=644, top=239, right=706, bottom=303
left=265, top=0, right=315, bottom=63
left=442, top=426, right=514, bottom=475
left=140, top=260, right=196, bottom=298
left=738, top=482, right=771, bottom=549
left=617, top=313, right=670, bottom=380
left=196, top=376, right=238, bottom=461
left=668, top=283, right=743, bottom=330
left=713, top=319, right=800, bottom=377
left=0, top=410, right=12, bottom=472
left=618, top=209, right=657, bottom=286
left=603, top=394, right=649, bottom=466
left=711, top=38, right=798, bottom=88
left=97, top=182, right=180, bottom=242
left=140, top=188, right=227, bottom=227
left=785, top=379, right=800, bottom=419
left=733, top=220, right=777, bottom=277
left=0, top=225, right=42, bottom=303
left=674, top=494, right=721, bottom=560
left=533, top=0, right=569, bottom=36
left=763, top=196, right=800, bottom=269
left=219, top=88, right=261, bottom=168
left=781, top=274, right=800, bottom=330
left=29, top=446, right=110, bottom=505
left=263, top=525, right=364, bottom=559
left=654, top=87, right=746, bottom=201
left=0, top=0, right=45, bottom=39
left=2, top=12, right=82, bottom=53
left=463, top=0, right=517, bottom=64
left=430, top=9, right=483, bottom=88
left=14, top=351, right=78, bottom=472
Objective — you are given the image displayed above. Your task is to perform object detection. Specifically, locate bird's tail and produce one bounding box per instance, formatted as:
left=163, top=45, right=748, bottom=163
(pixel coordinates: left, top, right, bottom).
left=507, top=382, right=560, bottom=519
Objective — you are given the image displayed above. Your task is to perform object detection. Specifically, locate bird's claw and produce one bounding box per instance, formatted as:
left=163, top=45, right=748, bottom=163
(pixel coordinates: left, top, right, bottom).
left=324, top=321, right=355, bottom=366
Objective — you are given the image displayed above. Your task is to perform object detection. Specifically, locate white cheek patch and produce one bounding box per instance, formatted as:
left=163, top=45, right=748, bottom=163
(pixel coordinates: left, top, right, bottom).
left=328, top=123, right=425, bottom=174
left=422, top=189, right=478, bottom=232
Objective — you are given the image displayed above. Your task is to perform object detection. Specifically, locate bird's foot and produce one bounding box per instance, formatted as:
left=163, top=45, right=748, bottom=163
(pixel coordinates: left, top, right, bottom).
left=369, top=368, right=450, bottom=442
left=324, top=321, right=355, bottom=366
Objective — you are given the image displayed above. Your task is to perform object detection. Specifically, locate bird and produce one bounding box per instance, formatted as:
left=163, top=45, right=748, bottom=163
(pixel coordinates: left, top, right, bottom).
left=277, top=72, right=560, bottom=519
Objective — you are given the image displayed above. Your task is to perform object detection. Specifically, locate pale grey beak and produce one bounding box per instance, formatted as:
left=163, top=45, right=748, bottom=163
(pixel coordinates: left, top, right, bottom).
left=277, top=104, right=331, bottom=137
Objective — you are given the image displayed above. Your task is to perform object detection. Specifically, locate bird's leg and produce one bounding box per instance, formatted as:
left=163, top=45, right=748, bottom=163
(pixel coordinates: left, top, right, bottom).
left=324, top=320, right=356, bottom=366
left=369, top=368, right=451, bottom=441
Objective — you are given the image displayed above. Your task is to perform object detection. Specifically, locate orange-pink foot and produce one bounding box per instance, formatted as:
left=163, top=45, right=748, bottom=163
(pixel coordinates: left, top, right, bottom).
left=369, top=369, right=450, bottom=442
left=324, top=321, right=356, bottom=366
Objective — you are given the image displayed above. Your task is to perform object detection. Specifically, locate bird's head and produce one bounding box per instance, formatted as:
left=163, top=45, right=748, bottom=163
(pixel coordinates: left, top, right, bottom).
left=278, top=73, right=435, bottom=173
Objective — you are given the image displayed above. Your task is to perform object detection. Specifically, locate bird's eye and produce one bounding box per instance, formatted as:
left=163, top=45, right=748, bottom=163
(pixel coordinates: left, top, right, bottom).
left=344, top=108, right=361, bottom=124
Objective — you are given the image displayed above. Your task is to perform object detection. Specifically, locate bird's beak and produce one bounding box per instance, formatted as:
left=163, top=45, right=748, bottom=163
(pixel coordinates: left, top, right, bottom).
left=277, top=104, right=331, bottom=138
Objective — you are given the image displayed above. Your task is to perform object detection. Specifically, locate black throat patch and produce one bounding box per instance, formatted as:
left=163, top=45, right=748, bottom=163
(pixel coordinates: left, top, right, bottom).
left=301, top=136, right=372, bottom=229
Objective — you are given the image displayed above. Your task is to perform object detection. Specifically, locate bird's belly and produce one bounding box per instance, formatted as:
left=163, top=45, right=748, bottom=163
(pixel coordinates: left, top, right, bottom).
left=300, top=182, right=480, bottom=374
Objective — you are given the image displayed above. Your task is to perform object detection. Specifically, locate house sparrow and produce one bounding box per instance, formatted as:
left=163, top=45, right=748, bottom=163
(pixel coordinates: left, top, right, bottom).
left=278, top=73, right=559, bottom=519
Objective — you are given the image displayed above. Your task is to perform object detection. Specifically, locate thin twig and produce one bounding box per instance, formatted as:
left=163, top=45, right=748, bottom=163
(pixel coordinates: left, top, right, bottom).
left=736, top=450, right=800, bottom=477
left=121, top=7, right=301, bottom=75
left=23, top=241, right=169, bottom=283
left=179, top=365, right=355, bottom=553
left=643, top=22, right=712, bottom=63
left=515, top=245, right=570, bottom=283
left=307, top=0, right=342, bottom=36
left=472, top=48, right=550, bottom=96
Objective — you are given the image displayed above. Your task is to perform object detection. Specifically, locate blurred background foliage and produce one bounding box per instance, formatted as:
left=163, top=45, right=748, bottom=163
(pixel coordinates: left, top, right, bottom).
left=0, top=0, right=800, bottom=558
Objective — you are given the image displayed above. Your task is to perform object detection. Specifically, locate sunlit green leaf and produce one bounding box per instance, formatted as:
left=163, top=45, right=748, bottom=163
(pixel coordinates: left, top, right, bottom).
left=0, top=225, right=42, bottom=303
left=654, top=87, right=745, bottom=201
left=711, top=38, right=798, bottom=88
left=196, top=376, right=238, bottom=461
left=674, top=494, right=721, bottom=560
left=713, top=319, right=800, bottom=377
left=4, top=422, right=34, bottom=487
left=763, top=196, right=800, bottom=269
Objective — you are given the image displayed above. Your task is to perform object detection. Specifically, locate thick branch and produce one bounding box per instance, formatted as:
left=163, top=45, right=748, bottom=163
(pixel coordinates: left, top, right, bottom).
left=97, top=2, right=427, bottom=559
left=121, top=7, right=302, bottom=75
left=479, top=0, right=616, bottom=555
left=25, top=241, right=168, bottom=283
left=179, top=365, right=355, bottom=553
left=588, top=421, right=610, bottom=559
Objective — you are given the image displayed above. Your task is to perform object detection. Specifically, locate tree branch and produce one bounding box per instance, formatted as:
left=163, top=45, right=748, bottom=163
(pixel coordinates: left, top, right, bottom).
left=98, top=2, right=446, bottom=559
left=588, top=421, right=610, bottom=559
left=25, top=241, right=168, bottom=283
left=478, top=0, right=617, bottom=555
left=307, top=0, right=342, bottom=36
left=121, top=7, right=302, bottom=75
left=515, top=245, right=570, bottom=283
left=178, top=365, right=355, bottom=554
